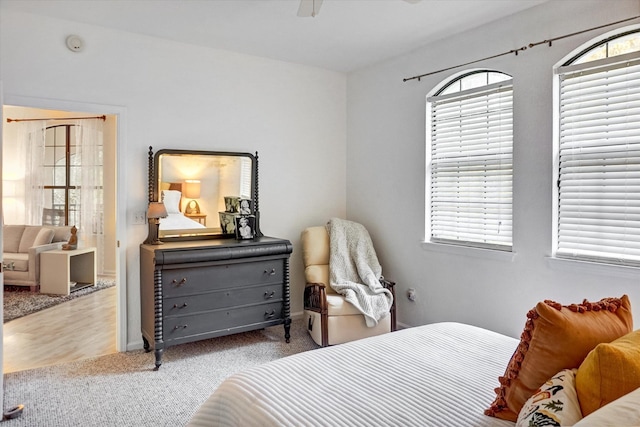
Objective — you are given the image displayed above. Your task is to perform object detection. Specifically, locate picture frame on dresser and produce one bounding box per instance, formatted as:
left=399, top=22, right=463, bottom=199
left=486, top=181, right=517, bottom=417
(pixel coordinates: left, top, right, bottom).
left=235, top=215, right=255, bottom=240
left=140, top=147, right=293, bottom=370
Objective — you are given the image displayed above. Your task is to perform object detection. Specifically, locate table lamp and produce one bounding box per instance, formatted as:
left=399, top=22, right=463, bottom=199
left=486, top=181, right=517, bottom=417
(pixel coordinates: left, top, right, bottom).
left=145, top=202, right=168, bottom=245
left=184, top=179, right=201, bottom=214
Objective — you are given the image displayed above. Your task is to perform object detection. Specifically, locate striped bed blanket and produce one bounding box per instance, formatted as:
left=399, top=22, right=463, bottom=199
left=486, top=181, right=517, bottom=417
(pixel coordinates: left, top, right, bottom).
left=188, top=322, right=518, bottom=427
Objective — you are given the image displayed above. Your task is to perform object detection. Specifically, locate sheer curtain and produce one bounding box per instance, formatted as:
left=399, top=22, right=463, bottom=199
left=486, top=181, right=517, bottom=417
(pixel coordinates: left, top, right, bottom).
left=17, top=120, right=47, bottom=225
left=75, top=118, right=105, bottom=274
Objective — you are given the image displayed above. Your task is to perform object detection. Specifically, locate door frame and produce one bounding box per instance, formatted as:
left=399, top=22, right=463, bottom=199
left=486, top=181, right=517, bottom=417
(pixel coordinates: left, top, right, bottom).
left=2, top=94, right=128, bottom=353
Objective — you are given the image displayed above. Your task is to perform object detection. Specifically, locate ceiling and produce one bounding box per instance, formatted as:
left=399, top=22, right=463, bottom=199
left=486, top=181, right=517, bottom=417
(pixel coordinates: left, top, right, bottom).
left=2, top=0, right=550, bottom=73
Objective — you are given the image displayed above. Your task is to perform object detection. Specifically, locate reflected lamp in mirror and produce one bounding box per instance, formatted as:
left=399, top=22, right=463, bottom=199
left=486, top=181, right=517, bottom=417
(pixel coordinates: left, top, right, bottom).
left=184, top=179, right=201, bottom=214
left=145, top=202, right=168, bottom=245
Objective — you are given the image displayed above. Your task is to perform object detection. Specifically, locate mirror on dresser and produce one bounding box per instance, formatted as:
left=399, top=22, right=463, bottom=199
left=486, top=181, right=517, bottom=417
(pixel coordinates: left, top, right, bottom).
left=146, top=147, right=261, bottom=242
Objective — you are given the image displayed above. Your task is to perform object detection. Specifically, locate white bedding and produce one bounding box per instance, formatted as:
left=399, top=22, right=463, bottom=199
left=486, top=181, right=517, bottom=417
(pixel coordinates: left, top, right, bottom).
left=159, top=213, right=206, bottom=230
left=188, top=322, right=518, bottom=427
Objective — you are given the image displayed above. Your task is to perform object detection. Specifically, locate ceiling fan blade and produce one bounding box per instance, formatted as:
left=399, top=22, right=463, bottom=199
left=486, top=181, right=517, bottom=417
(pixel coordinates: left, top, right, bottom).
left=297, top=0, right=324, bottom=17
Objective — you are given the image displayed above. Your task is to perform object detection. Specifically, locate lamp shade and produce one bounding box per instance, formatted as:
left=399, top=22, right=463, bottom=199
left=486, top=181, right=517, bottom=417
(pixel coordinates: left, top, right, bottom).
left=184, top=179, right=201, bottom=199
left=147, top=202, right=168, bottom=219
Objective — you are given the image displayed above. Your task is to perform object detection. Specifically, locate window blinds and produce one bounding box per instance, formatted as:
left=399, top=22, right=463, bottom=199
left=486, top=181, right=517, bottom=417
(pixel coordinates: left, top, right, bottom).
left=240, top=157, right=252, bottom=199
left=429, top=81, right=513, bottom=250
left=557, top=52, right=640, bottom=266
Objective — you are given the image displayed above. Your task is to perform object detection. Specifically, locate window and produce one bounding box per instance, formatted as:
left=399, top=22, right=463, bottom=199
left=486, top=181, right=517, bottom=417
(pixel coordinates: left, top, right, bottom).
left=555, top=30, right=640, bottom=266
left=427, top=70, right=513, bottom=250
left=44, top=124, right=104, bottom=228
left=44, top=124, right=78, bottom=226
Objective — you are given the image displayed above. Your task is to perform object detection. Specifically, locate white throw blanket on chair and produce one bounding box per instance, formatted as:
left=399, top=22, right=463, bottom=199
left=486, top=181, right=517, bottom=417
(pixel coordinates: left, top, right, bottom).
left=327, top=218, right=393, bottom=327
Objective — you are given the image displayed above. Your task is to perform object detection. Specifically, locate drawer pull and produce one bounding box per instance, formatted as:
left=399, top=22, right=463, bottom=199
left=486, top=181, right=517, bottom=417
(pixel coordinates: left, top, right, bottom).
left=173, top=324, right=188, bottom=330
left=171, top=278, right=187, bottom=287
left=264, top=268, right=276, bottom=276
left=264, top=309, right=276, bottom=319
left=172, top=303, right=188, bottom=309
left=264, top=291, right=275, bottom=299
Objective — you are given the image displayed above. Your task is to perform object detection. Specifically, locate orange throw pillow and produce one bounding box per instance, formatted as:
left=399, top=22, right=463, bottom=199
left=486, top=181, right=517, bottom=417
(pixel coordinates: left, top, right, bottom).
left=576, top=329, right=640, bottom=416
left=485, top=295, right=633, bottom=422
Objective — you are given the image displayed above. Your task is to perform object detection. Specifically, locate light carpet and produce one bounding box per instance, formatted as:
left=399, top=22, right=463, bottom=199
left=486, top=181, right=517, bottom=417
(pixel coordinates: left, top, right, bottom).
left=3, top=280, right=116, bottom=323
left=2, top=318, right=318, bottom=427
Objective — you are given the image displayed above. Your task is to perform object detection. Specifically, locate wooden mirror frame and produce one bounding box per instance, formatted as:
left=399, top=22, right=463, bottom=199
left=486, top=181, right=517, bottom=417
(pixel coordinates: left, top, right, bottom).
left=146, top=146, right=262, bottom=242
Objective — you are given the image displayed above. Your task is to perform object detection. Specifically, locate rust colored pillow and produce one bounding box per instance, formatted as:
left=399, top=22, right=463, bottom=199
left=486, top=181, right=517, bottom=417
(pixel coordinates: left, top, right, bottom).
left=485, top=295, right=633, bottom=422
left=576, top=329, right=640, bottom=416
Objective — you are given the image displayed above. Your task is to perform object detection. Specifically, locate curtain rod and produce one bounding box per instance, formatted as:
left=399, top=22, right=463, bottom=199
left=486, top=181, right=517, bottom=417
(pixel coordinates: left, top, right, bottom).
left=6, top=115, right=106, bottom=123
left=403, top=14, right=640, bottom=83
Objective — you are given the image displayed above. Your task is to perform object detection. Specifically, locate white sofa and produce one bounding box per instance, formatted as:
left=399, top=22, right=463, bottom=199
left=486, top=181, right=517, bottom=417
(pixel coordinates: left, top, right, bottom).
left=3, top=225, right=72, bottom=291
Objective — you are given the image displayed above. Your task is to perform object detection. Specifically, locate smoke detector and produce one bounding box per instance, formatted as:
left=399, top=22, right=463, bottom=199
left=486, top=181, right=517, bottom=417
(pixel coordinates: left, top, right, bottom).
left=65, top=35, right=84, bottom=52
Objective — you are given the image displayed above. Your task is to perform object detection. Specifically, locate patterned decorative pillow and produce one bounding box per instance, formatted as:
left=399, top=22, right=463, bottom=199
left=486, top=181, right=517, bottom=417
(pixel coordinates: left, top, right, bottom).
left=516, top=368, right=583, bottom=427
left=485, top=295, right=633, bottom=421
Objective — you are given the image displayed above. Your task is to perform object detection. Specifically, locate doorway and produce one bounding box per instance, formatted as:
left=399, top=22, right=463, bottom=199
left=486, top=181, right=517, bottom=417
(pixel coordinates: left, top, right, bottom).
left=2, top=103, right=122, bottom=372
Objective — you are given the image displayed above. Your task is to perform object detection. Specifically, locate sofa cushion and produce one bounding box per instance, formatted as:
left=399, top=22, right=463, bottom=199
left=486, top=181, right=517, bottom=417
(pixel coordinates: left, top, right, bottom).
left=3, top=225, right=25, bottom=253
left=302, top=226, right=330, bottom=266
left=302, top=226, right=336, bottom=295
left=326, top=294, right=363, bottom=316
left=576, top=329, right=640, bottom=416
left=486, top=295, right=633, bottom=421
left=19, top=227, right=55, bottom=252
left=45, top=226, right=72, bottom=243
left=3, top=253, right=29, bottom=272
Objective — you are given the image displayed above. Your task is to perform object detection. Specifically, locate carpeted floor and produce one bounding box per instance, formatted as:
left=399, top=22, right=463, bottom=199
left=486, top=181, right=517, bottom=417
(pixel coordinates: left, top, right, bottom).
left=3, top=280, right=116, bottom=323
left=2, top=318, right=318, bottom=427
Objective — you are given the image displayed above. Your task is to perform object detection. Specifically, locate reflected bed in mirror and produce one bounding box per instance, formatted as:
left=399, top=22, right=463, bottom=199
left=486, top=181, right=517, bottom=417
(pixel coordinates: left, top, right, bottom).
left=149, top=148, right=260, bottom=241
left=158, top=182, right=207, bottom=233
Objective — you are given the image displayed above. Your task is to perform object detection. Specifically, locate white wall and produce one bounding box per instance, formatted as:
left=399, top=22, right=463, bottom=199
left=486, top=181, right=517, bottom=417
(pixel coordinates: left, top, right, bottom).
left=0, top=9, right=347, bottom=349
left=347, top=0, right=640, bottom=338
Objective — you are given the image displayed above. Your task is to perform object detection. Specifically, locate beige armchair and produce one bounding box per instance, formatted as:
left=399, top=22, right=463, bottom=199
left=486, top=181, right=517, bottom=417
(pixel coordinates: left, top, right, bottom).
left=302, top=225, right=396, bottom=347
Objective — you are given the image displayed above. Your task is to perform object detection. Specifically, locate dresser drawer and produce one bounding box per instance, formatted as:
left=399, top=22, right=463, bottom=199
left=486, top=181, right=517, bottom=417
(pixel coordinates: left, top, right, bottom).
left=162, top=259, right=285, bottom=297
left=164, top=284, right=283, bottom=317
left=164, top=302, right=283, bottom=341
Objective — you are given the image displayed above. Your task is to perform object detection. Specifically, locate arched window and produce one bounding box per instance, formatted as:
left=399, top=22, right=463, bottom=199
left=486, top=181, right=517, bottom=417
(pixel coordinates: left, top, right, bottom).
left=44, top=124, right=79, bottom=226
left=555, top=29, right=640, bottom=266
left=427, top=70, right=513, bottom=250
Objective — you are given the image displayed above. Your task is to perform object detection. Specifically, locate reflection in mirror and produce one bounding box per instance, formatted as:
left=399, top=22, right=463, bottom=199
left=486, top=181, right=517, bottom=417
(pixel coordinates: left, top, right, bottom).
left=151, top=149, right=257, bottom=240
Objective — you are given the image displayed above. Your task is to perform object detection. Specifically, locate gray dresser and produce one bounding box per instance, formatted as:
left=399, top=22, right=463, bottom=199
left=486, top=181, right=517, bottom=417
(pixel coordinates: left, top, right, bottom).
left=140, top=236, right=293, bottom=370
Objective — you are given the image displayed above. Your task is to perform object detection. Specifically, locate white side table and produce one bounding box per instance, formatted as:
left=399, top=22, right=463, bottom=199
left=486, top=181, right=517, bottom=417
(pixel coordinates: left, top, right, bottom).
left=40, top=247, right=97, bottom=295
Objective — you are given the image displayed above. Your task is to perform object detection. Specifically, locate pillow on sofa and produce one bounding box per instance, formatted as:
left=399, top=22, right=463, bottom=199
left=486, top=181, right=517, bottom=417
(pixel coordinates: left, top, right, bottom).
left=575, top=329, right=640, bottom=416
left=19, top=227, right=55, bottom=252
left=573, top=386, right=640, bottom=427
left=516, top=368, right=582, bottom=427
left=47, top=226, right=72, bottom=243
left=3, top=225, right=25, bottom=253
left=485, top=295, right=632, bottom=422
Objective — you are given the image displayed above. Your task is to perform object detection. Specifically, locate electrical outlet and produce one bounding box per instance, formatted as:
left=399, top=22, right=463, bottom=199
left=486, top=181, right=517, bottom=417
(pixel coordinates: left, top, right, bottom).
left=407, top=288, right=417, bottom=301
left=133, top=211, right=147, bottom=225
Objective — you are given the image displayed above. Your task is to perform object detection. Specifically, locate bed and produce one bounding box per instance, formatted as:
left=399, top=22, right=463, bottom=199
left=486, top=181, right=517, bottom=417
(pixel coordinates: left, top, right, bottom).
left=160, top=212, right=206, bottom=230
left=188, top=295, right=640, bottom=427
left=159, top=186, right=206, bottom=231
left=187, top=322, right=518, bottom=427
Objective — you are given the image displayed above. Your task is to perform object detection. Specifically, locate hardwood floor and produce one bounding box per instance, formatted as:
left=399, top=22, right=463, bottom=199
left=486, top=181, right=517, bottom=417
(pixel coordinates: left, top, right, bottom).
left=3, top=285, right=117, bottom=374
